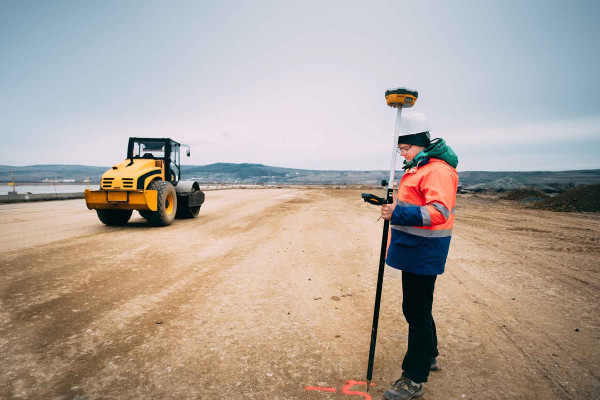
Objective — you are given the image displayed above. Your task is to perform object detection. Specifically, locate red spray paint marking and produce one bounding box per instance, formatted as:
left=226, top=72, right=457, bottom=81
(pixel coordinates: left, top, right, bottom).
left=305, top=380, right=375, bottom=398
left=341, top=380, right=376, bottom=400
left=305, top=386, right=337, bottom=392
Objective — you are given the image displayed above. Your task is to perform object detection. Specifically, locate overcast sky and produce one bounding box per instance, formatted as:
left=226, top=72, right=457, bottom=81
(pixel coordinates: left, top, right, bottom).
left=1, top=0, right=599, bottom=171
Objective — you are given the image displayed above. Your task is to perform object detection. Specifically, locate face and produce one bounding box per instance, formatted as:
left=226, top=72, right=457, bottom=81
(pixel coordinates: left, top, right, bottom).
left=398, top=143, right=424, bottom=162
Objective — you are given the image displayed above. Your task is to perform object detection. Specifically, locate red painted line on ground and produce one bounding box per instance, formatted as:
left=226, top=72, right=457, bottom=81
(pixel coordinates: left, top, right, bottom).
left=305, top=386, right=337, bottom=392
left=341, top=380, right=376, bottom=400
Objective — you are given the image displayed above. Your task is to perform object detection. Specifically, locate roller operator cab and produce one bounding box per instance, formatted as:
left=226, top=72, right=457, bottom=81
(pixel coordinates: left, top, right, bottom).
left=84, top=137, right=205, bottom=226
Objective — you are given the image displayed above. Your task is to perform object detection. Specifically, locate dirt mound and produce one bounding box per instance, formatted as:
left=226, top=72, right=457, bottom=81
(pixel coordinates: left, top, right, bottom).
left=530, top=184, right=600, bottom=212
left=501, top=188, right=549, bottom=202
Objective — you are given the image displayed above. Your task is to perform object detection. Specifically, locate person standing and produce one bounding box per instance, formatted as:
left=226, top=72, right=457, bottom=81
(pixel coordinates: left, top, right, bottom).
left=380, top=111, right=459, bottom=400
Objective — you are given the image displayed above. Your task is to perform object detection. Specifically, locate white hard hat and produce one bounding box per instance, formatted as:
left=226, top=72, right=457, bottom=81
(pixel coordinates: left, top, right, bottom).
left=398, top=111, right=431, bottom=135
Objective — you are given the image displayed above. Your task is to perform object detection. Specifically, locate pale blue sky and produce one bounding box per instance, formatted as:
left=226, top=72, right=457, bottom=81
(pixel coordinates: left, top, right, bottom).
left=1, top=0, right=599, bottom=171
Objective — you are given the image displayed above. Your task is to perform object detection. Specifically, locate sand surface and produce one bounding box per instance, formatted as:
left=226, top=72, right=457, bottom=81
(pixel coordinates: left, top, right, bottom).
left=0, top=189, right=599, bottom=399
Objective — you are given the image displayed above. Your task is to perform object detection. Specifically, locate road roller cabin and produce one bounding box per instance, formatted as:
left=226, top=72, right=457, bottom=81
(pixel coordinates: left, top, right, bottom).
left=84, top=137, right=205, bottom=226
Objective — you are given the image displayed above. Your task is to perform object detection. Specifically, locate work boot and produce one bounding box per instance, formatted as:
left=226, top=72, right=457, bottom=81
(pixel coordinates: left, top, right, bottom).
left=430, top=357, right=441, bottom=371
left=382, top=376, right=423, bottom=400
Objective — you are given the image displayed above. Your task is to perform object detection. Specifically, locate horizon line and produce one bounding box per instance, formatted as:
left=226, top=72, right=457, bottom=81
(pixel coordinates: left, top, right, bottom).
left=2, top=163, right=600, bottom=174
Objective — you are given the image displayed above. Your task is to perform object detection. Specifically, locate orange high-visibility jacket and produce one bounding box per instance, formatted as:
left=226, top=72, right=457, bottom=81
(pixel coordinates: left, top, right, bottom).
left=386, top=158, right=458, bottom=275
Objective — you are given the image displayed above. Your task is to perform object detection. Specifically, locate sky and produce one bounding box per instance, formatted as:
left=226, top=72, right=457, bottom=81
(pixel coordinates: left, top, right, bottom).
left=1, top=0, right=599, bottom=172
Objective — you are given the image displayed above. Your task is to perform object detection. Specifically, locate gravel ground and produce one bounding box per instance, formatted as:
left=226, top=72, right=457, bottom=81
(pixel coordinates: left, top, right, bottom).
left=0, top=189, right=599, bottom=399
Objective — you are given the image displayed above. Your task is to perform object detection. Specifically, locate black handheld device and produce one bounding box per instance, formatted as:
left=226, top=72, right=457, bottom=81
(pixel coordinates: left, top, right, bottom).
left=361, top=193, right=387, bottom=206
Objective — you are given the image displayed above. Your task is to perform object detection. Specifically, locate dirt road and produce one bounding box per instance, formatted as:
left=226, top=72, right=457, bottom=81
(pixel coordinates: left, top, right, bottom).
left=1, top=189, right=599, bottom=399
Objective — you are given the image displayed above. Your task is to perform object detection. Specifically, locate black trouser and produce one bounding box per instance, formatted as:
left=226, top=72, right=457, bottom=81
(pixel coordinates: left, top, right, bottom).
left=401, top=270, right=438, bottom=383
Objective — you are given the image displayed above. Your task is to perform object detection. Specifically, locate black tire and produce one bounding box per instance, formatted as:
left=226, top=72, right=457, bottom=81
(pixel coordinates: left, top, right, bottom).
left=145, top=180, right=177, bottom=226
left=176, top=204, right=201, bottom=219
left=175, top=189, right=202, bottom=219
left=138, top=210, right=153, bottom=220
left=96, top=209, right=132, bottom=226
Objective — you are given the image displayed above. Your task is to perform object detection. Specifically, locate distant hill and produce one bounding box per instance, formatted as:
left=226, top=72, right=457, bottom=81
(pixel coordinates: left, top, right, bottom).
left=183, top=163, right=391, bottom=185
left=0, top=163, right=392, bottom=185
left=0, top=165, right=108, bottom=183
left=2, top=163, right=599, bottom=187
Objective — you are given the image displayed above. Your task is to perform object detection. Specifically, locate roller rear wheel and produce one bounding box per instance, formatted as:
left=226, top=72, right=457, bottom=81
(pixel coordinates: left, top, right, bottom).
left=96, top=209, right=133, bottom=226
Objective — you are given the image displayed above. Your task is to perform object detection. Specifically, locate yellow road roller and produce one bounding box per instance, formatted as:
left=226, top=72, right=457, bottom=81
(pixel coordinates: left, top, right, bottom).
left=85, top=137, right=205, bottom=226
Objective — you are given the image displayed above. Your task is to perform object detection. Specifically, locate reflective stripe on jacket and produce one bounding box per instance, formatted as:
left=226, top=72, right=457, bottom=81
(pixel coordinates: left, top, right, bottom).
left=386, top=158, right=458, bottom=275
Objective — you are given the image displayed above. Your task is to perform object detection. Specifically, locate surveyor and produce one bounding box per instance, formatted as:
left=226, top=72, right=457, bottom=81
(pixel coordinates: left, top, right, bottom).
left=379, top=111, right=459, bottom=400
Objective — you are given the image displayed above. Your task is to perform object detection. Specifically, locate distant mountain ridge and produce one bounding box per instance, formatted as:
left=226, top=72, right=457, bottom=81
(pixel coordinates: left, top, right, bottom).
left=2, top=163, right=599, bottom=187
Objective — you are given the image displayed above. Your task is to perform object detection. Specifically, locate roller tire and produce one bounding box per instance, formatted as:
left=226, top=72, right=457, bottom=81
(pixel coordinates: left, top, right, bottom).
left=175, top=188, right=201, bottom=219
left=145, top=180, right=177, bottom=226
left=176, top=204, right=201, bottom=219
left=188, top=205, right=201, bottom=218
left=96, top=209, right=132, bottom=226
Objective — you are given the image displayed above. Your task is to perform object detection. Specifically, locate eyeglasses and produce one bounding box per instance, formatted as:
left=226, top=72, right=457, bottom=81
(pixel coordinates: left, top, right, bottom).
left=397, top=145, right=413, bottom=154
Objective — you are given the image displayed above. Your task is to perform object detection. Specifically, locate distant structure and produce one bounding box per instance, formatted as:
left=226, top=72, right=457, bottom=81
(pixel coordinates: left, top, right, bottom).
left=465, top=176, right=525, bottom=192
left=42, top=178, right=76, bottom=183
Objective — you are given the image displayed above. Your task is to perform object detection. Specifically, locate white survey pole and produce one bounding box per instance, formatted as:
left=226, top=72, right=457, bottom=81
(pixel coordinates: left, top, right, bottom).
left=388, top=106, right=404, bottom=193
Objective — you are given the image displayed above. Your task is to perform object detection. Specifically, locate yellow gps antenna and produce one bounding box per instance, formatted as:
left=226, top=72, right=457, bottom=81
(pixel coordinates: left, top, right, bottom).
left=365, top=87, right=418, bottom=392
left=385, top=87, right=418, bottom=108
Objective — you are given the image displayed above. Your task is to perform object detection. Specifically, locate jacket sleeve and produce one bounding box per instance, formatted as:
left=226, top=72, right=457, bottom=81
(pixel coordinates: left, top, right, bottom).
left=419, top=166, right=456, bottom=226
left=390, top=204, right=424, bottom=226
